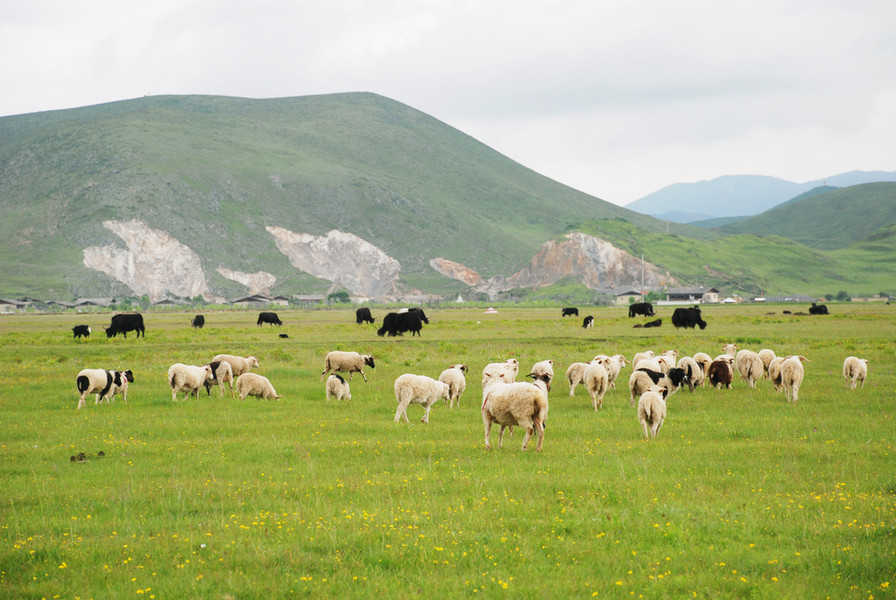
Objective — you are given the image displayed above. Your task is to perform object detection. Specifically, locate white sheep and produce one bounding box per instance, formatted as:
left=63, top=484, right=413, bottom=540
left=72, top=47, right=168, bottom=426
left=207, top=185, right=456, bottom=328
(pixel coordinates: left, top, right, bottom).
left=656, top=350, right=679, bottom=373
left=593, top=354, right=627, bottom=389
left=438, top=364, right=467, bottom=408
left=75, top=368, right=134, bottom=410
left=481, top=372, right=549, bottom=451
left=635, top=357, right=662, bottom=373
left=631, top=350, right=655, bottom=370
left=722, top=343, right=738, bottom=357
left=757, top=349, right=777, bottom=379
left=583, top=358, right=609, bottom=411
left=320, top=351, right=375, bottom=382
left=565, top=362, right=589, bottom=396
left=527, top=359, right=554, bottom=391
left=481, top=358, right=519, bottom=389
left=167, top=363, right=213, bottom=401
left=735, top=349, right=764, bottom=389
left=638, top=385, right=668, bottom=439
left=211, top=354, right=259, bottom=378
left=842, top=356, right=868, bottom=389
left=393, top=374, right=450, bottom=423
left=236, top=372, right=281, bottom=400
left=768, top=356, right=786, bottom=391
left=325, top=374, right=351, bottom=401
left=204, top=359, right=235, bottom=398
left=676, top=356, right=704, bottom=390
left=692, top=352, right=713, bottom=376
left=780, top=355, right=810, bottom=402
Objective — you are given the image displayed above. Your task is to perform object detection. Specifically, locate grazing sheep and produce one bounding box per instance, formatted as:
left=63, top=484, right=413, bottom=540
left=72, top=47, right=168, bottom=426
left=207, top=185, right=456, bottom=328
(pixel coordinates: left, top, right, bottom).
left=75, top=368, right=134, bottom=410
left=735, top=350, right=764, bottom=389
left=325, top=374, right=351, bottom=401
left=481, top=358, right=519, bottom=389
left=638, top=385, right=669, bottom=439
left=528, top=359, right=554, bottom=391
left=320, top=351, right=375, bottom=382
left=167, top=363, right=213, bottom=401
left=593, top=354, right=627, bottom=389
left=631, top=350, right=655, bottom=370
left=583, top=359, right=609, bottom=411
left=676, top=356, right=704, bottom=390
left=236, top=372, right=281, bottom=400
left=211, top=354, right=259, bottom=378
left=203, top=360, right=235, bottom=398
left=565, top=362, right=589, bottom=396
left=629, top=367, right=689, bottom=405
left=708, top=358, right=734, bottom=389
left=780, top=355, right=809, bottom=402
left=656, top=350, right=679, bottom=373
left=722, top=343, right=738, bottom=357
left=757, top=349, right=777, bottom=379
left=692, top=352, right=713, bottom=376
left=768, top=356, right=786, bottom=391
left=842, top=356, right=868, bottom=389
left=439, top=364, right=467, bottom=408
left=481, top=373, right=549, bottom=451
left=393, top=374, right=450, bottom=423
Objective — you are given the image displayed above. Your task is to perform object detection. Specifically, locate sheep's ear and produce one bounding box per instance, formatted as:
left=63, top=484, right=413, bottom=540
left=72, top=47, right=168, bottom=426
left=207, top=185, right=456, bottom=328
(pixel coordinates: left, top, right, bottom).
left=661, top=387, right=669, bottom=398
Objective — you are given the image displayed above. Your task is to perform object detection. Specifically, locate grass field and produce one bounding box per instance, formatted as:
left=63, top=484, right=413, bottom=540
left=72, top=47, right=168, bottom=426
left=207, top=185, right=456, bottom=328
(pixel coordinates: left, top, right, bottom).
left=1, top=304, right=894, bottom=599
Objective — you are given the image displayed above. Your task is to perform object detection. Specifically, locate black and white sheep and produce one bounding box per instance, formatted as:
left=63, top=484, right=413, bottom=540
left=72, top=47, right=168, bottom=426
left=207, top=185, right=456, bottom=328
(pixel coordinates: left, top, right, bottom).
left=676, top=356, right=705, bottom=390
left=203, top=360, right=235, bottom=398
left=320, top=351, right=375, bottom=382
left=75, top=368, right=134, bottom=410
left=629, top=367, right=688, bottom=406
left=527, top=359, right=554, bottom=391
left=325, top=374, right=352, bottom=401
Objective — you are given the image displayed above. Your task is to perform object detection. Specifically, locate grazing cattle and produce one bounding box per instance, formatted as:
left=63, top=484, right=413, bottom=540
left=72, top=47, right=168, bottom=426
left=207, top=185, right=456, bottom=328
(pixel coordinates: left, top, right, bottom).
left=105, top=313, right=145, bottom=338
left=582, top=315, right=594, bottom=329
left=355, top=307, right=375, bottom=324
left=377, top=311, right=423, bottom=337
left=191, top=315, right=205, bottom=329
left=257, top=312, right=282, bottom=326
left=629, top=302, right=655, bottom=317
left=808, top=303, right=829, bottom=315
left=72, top=325, right=91, bottom=338
left=561, top=307, right=579, bottom=317
left=671, top=306, right=707, bottom=330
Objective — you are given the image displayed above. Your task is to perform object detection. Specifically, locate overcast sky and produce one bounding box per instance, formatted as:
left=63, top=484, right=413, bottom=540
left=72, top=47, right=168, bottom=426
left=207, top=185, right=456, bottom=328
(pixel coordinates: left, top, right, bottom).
left=2, top=1, right=894, bottom=205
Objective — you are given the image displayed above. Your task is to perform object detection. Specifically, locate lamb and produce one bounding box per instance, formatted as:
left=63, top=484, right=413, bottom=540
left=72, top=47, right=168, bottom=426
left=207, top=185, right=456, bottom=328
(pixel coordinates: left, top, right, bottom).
left=75, top=368, right=134, bottom=410
left=583, top=358, right=609, bottom=411
left=842, top=356, right=868, bottom=389
left=393, top=374, right=451, bottom=423
left=629, top=367, right=689, bottom=405
left=325, top=374, right=351, bottom=401
left=167, top=363, right=213, bottom=401
left=203, top=360, right=235, bottom=398
left=676, top=356, right=704, bottom=390
left=757, top=349, right=777, bottom=379
left=692, top=352, right=713, bottom=376
left=320, top=351, right=375, bottom=382
left=527, top=359, right=554, bottom=391
left=481, top=372, right=549, bottom=451
left=780, top=355, right=809, bottom=402
left=565, top=362, right=589, bottom=396
left=481, top=358, right=519, bottom=389
left=707, top=357, right=734, bottom=389
left=735, top=349, right=764, bottom=389
left=211, top=354, right=259, bottom=378
left=438, top=364, right=467, bottom=408
left=236, top=372, right=281, bottom=400
left=638, top=385, right=669, bottom=439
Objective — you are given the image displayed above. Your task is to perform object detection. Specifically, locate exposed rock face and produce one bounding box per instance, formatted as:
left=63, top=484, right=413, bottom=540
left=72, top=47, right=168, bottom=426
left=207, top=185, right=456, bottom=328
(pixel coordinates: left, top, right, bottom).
left=82, top=219, right=209, bottom=301
left=216, top=268, right=277, bottom=296
left=429, top=258, right=483, bottom=286
left=267, top=227, right=401, bottom=298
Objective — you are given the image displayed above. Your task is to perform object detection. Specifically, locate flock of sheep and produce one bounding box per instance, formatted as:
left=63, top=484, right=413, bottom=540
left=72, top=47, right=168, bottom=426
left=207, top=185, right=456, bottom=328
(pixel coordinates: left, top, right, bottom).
left=74, top=333, right=870, bottom=451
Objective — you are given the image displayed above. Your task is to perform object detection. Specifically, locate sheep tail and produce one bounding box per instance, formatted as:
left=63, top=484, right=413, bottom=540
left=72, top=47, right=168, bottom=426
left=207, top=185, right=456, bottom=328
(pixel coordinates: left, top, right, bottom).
left=76, top=375, right=90, bottom=394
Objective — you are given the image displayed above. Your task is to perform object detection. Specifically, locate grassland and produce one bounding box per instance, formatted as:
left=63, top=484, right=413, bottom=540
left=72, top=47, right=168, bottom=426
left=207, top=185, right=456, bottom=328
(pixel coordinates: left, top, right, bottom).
left=1, top=304, right=894, bottom=599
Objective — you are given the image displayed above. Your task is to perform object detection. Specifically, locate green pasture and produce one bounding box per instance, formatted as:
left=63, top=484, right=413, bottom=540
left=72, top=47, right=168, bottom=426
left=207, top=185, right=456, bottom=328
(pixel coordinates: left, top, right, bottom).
left=1, top=304, right=894, bottom=599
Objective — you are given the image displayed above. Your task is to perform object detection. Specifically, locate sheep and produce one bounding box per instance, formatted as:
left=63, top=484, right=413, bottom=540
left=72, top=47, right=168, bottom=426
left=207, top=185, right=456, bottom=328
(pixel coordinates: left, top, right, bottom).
left=481, top=358, right=519, bottom=389
left=438, top=364, right=467, bottom=408
left=629, top=367, right=689, bottom=405
left=592, top=354, right=627, bottom=389
left=676, top=356, right=704, bottom=390
left=320, top=351, right=375, bottom=382
left=757, top=349, right=777, bottom=379
left=211, top=354, right=259, bottom=378
left=768, top=356, right=786, bottom=391
left=203, top=360, right=234, bottom=398
left=692, top=352, right=713, bottom=376
left=236, top=373, right=281, bottom=400
left=842, top=356, right=868, bottom=389
left=527, top=359, right=554, bottom=391
left=722, top=343, right=738, bottom=357
left=481, top=372, right=549, bottom=451
left=780, top=355, right=809, bottom=402
left=707, top=357, right=733, bottom=389
left=635, top=357, right=663, bottom=373
left=565, top=362, right=589, bottom=396
left=75, top=368, right=134, bottom=410
left=631, top=350, right=655, bottom=370
left=638, top=385, right=669, bottom=439
left=325, top=374, right=351, bottom=401
left=656, top=350, right=679, bottom=373
left=735, top=349, right=764, bottom=389
left=167, top=363, right=213, bottom=401
left=393, top=374, right=450, bottom=423
left=583, top=359, right=609, bottom=411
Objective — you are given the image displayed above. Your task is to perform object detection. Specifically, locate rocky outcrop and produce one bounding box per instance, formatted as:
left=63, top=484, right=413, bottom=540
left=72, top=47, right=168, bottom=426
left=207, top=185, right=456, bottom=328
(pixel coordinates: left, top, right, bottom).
left=267, top=227, right=402, bottom=298
left=82, top=219, right=209, bottom=301
left=216, top=268, right=277, bottom=296
left=428, top=258, right=483, bottom=286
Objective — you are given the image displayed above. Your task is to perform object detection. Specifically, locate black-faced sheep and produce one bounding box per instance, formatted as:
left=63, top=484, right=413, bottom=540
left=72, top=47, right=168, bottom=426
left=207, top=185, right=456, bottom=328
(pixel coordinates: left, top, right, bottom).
left=842, top=356, right=868, bottom=389
left=638, top=385, right=668, bottom=439
left=629, top=367, right=689, bottom=406
left=438, top=364, right=467, bottom=408
left=236, top=373, right=281, bottom=400
left=167, top=363, right=213, bottom=401
left=393, top=374, right=450, bottom=423
left=676, top=356, right=704, bottom=391
left=203, top=360, right=235, bottom=398
left=321, top=351, right=375, bottom=382
left=75, top=369, right=134, bottom=410
left=481, top=372, right=549, bottom=451
left=326, top=374, right=351, bottom=401
left=528, top=359, right=554, bottom=391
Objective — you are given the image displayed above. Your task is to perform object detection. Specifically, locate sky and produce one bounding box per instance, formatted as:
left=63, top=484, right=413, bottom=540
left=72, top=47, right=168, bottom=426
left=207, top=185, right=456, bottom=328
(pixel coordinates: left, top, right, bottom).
left=2, top=0, right=894, bottom=206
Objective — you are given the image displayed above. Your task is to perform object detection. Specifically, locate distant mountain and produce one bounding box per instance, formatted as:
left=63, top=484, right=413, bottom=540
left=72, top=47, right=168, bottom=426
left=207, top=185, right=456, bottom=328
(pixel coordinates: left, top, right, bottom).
left=626, top=171, right=896, bottom=222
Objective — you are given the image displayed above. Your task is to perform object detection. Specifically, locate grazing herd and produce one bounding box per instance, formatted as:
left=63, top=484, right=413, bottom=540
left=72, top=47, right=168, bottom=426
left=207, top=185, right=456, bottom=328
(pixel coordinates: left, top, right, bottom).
left=70, top=304, right=867, bottom=451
